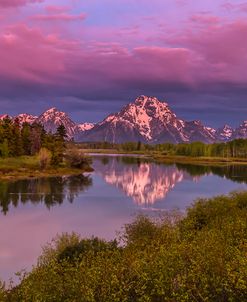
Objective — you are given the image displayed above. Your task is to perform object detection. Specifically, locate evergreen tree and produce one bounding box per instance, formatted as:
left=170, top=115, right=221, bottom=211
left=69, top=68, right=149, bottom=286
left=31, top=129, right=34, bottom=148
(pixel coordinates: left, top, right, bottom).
left=56, top=124, right=67, bottom=141
left=21, top=123, right=31, bottom=155
left=12, top=118, right=23, bottom=156
left=30, top=123, right=43, bottom=155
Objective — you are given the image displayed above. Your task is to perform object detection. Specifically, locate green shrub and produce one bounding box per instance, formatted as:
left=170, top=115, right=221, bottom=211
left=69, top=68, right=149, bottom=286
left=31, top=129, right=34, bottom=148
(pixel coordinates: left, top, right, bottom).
left=66, top=148, right=92, bottom=170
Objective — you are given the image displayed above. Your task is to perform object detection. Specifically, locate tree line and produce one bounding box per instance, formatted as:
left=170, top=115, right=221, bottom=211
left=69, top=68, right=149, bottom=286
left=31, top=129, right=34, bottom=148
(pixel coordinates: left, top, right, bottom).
left=79, top=139, right=247, bottom=158
left=0, top=117, right=67, bottom=165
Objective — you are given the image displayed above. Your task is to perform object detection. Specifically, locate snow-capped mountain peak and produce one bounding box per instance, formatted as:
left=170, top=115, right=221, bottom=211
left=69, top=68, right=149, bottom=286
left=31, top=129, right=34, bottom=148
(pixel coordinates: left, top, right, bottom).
left=134, top=95, right=168, bottom=108
left=35, top=108, right=77, bottom=138
left=15, top=113, right=38, bottom=125
left=132, top=95, right=173, bottom=120
left=0, top=114, right=11, bottom=120
left=79, top=95, right=217, bottom=143
left=215, top=124, right=234, bottom=141
left=111, top=95, right=179, bottom=141
left=233, top=121, right=247, bottom=139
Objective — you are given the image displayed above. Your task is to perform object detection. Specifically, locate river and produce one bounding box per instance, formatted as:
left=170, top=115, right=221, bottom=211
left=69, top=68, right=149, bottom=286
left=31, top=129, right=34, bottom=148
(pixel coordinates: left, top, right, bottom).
left=0, top=155, right=246, bottom=282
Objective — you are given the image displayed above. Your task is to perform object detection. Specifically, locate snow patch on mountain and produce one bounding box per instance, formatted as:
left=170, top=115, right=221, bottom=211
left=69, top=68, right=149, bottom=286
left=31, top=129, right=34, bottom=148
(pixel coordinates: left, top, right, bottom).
left=15, top=113, right=38, bottom=125
left=0, top=114, right=10, bottom=120
left=76, top=123, right=95, bottom=132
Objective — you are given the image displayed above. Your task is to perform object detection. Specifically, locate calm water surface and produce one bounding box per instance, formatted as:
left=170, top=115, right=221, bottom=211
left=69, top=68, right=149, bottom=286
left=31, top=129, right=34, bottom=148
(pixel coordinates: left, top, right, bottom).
left=0, top=155, right=247, bottom=281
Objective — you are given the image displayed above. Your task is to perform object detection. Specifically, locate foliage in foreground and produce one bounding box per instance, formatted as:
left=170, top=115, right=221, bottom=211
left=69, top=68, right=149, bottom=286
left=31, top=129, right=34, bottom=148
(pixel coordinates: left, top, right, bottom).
left=4, top=191, right=247, bottom=301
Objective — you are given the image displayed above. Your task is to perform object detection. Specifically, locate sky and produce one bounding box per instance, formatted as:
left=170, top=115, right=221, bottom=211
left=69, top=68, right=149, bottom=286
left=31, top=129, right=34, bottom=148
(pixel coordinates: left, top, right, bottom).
left=0, top=0, right=247, bottom=127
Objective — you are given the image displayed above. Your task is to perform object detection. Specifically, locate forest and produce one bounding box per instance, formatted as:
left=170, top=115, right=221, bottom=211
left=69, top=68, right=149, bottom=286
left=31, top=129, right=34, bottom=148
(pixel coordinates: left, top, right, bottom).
left=0, top=117, right=67, bottom=165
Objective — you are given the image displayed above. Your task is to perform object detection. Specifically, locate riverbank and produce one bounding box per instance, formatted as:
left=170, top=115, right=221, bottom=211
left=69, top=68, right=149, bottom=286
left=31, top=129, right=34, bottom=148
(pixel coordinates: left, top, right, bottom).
left=81, top=148, right=145, bottom=155
left=152, top=153, right=247, bottom=166
left=0, top=156, right=93, bottom=181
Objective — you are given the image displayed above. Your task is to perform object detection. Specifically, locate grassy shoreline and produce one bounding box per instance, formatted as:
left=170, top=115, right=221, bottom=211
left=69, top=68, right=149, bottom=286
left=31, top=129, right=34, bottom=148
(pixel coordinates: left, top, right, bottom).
left=0, top=156, right=93, bottom=181
left=151, top=154, right=247, bottom=166
left=81, top=148, right=146, bottom=155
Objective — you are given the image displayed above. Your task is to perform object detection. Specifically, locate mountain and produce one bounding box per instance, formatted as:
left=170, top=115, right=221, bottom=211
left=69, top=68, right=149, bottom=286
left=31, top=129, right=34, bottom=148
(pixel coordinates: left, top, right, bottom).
left=233, top=121, right=247, bottom=139
left=215, top=125, right=234, bottom=141
left=78, top=96, right=216, bottom=144
left=15, top=113, right=38, bottom=125
left=35, top=107, right=77, bottom=138
left=0, top=114, right=10, bottom=120
left=182, top=120, right=215, bottom=143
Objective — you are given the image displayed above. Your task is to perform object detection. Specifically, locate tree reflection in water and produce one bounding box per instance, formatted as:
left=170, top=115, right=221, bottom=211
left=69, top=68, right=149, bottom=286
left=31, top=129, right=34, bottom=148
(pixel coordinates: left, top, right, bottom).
left=175, top=163, right=247, bottom=183
left=0, top=175, right=92, bottom=215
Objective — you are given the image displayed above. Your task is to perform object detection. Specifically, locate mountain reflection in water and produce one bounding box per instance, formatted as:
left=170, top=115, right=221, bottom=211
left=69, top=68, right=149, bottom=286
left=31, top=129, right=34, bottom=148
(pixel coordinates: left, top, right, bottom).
left=93, top=157, right=195, bottom=205
left=93, top=156, right=247, bottom=206
left=0, top=175, right=92, bottom=215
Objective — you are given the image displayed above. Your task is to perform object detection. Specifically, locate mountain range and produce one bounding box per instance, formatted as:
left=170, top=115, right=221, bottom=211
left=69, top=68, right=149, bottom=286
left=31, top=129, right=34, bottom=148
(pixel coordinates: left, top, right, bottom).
left=0, top=95, right=246, bottom=143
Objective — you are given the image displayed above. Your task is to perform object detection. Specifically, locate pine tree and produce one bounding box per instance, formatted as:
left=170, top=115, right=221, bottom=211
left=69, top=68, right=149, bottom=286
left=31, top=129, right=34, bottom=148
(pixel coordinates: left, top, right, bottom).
left=30, top=123, right=43, bottom=155
left=12, top=118, right=23, bottom=156
left=56, top=124, right=67, bottom=141
left=21, top=123, right=31, bottom=155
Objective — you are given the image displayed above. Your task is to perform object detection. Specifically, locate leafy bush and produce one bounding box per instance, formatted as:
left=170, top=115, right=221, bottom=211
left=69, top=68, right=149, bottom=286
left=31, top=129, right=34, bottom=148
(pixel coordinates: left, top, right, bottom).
left=38, top=147, right=52, bottom=170
left=66, top=148, right=92, bottom=170
left=58, top=237, right=118, bottom=263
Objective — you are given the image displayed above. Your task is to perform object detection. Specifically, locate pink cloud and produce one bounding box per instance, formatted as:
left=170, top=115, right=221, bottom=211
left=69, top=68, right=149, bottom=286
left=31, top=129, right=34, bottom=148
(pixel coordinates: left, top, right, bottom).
left=166, top=19, right=247, bottom=87
left=190, top=14, right=220, bottom=25
left=175, top=0, right=189, bottom=6
left=179, top=21, right=247, bottom=65
left=45, top=5, right=71, bottom=14
left=0, top=24, right=70, bottom=84
left=32, top=13, right=87, bottom=22
left=0, top=0, right=43, bottom=8
left=0, top=23, right=196, bottom=95
left=222, top=1, right=247, bottom=13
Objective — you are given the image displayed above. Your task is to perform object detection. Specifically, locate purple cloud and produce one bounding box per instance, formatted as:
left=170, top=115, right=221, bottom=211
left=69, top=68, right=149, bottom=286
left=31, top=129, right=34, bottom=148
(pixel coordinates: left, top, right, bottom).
left=31, top=13, right=87, bottom=22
